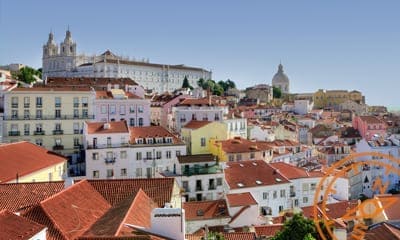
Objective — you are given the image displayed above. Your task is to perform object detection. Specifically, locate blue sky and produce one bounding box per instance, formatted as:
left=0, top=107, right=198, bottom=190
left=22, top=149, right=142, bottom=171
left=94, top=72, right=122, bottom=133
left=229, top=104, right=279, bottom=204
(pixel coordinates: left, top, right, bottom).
left=0, top=0, right=399, bottom=109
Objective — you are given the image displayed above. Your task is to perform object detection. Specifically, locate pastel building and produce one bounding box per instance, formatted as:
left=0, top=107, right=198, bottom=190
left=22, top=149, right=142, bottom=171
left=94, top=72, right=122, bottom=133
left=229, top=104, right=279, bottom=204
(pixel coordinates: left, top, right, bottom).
left=0, top=141, right=66, bottom=183
left=352, top=116, right=387, bottom=140
left=150, top=93, right=189, bottom=129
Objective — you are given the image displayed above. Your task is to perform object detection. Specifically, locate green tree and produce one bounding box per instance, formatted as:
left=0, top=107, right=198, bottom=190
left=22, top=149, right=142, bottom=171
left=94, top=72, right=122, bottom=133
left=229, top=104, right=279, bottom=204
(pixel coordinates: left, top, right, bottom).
left=212, top=83, right=224, bottom=96
left=303, top=233, right=316, bottom=240
left=197, top=78, right=206, bottom=89
left=182, top=76, right=193, bottom=89
left=272, top=214, right=317, bottom=240
left=14, top=66, right=42, bottom=84
left=225, top=79, right=236, bottom=90
left=201, top=231, right=225, bottom=240
left=218, top=80, right=227, bottom=91
left=273, top=86, right=282, bottom=98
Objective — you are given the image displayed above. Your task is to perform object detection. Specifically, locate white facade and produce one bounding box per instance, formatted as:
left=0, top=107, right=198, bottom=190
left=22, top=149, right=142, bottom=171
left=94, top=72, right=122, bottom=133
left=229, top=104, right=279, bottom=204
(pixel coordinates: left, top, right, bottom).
left=294, top=100, right=314, bottom=115
left=223, top=117, right=247, bottom=139
left=227, top=203, right=263, bottom=228
left=42, top=30, right=211, bottom=93
left=249, top=125, right=276, bottom=142
left=150, top=208, right=185, bottom=240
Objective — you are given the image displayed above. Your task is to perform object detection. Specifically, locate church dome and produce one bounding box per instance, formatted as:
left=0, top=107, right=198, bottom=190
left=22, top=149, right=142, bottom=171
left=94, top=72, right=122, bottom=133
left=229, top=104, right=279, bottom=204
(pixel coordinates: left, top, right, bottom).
left=272, top=64, right=290, bottom=84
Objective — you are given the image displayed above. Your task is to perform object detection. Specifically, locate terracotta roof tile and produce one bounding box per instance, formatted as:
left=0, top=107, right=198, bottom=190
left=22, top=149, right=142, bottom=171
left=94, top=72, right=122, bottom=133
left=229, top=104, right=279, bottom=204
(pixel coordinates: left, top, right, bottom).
left=226, top=192, right=257, bottom=207
left=301, top=200, right=358, bottom=219
left=182, top=120, right=212, bottom=129
left=376, top=194, right=400, bottom=220
left=86, top=121, right=129, bottom=134
left=254, top=224, right=284, bottom=238
left=0, top=209, right=46, bottom=240
left=270, top=162, right=324, bottom=179
left=183, top=199, right=229, bottom=221
left=364, top=222, right=400, bottom=240
left=359, top=116, right=385, bottom=124
left=177, top=154, right=216, bottom=164
left=12, top=86, right=92, bottom=92
left=178, top=97, right=223, bottom=107
left=224, top=160, right=290, bottom=189
left=0, top=141, right=66, bottom=183
left=87, top=178, right=176, bottom=207
left=216, top=137, right=272, bottom=154
left=0, top=181, right=64, bottom=214
left=39, top=180, right=111, bottom=240
left=223, top=232, right=256, bottom=240
left=129, top=126, right=183, bottom=144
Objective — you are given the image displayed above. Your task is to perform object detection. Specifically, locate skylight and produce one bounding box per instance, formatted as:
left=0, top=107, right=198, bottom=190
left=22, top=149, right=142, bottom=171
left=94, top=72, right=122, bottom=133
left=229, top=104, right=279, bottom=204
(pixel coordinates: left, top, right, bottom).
left=237, top=183, right=244, bottom=188
left=255, top=180, right=262, bottom=185
left=275, top=178, right=282, bottom=182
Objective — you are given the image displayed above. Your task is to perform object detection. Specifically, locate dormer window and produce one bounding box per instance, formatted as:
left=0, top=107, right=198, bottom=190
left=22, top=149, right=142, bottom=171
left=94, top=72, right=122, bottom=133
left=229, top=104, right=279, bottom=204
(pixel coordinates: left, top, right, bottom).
left=136, top=138, right=143, bottom=144
left=147, top=138, right=153, bottom=144
left=165, top=137, right=172, bottom=143
left=156, top=137, right=163, bottom=144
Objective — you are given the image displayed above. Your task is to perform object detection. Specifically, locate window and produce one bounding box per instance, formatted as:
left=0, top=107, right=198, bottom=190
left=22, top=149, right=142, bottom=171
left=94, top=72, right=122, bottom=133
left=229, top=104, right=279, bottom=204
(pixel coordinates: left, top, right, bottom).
left=136, top=168, right=142, bottom=177
left=146, top=151, right=152, bottom=160
left=121, top=168, right=127, bottom=176
left=73, top=97, right=79, bottom=107
left=93, top=171, right=99, bottom=178
left=310, top=183, right=316, bottom=191
left=35, top=139, right=43, bottom=146
left=11, top=97, right=18, bottom=108
left=303, top=197, right=308, bottom=203
left=129, top=105, right=135, bottom=113
left=302, top=183, right=309, bottom=193
left=236, top=154, right=242, bottom=161
left=138, top=118, right=143, bottom=126
left=129, top=118, right=135, bottom=126
left=11, top=110, right=18, bottom=119
left=82, top=109, right=88, bottom=118
left=228, top=155, right=234, bottom=161
left=92, top=152, right=99, bottom=160
left=273, top=191, right=277, bottom=199
left=107, top=137, right=112, bottom=147
left=120, top=151, right=127, bottom=159
left=280, top=189, right=286, bottom=198
left=24, top=110, right=30, bottom=119
left=24, top=97, right=30, bottom=108
left=279, top=206, right=284, bottom=212
left=55, top=123, right=61, bottom=131
left=73, top=109, right=79, bottom=118
left=217, top=178, right=223, bottom=186
left=55, top=138, right=62, bottom=146
left=82, top=97, right=88, bottom=107
left=263, top=192, right=269, bottom=200
left=101, top=105, right=107, bottom=114
left=138, top=105, right=144, bottom=113
left=36, top=109, right=42, bottom=119
left=136, top=152, right=142, bottom=160
left=55, top=109, right=61, bottom=118
left=73, top=137, right=80, bottom=147
left=36, top=97, right=42, bottom=107
left=55, top=97, right=61, bottom=107
left=201, top=137, right=206, bottom=147
left=36, top=124, right=43, bottom=132
left=176, top=150, right=181, bottom=157
left=166, top=151, right=171, bottom=159
left=156, top=151, right=162, bottom=159
left=250, top=152, right=255, bottom=159
left=107, top=169, right=114, bottom=178
left=147, top=138, right=153, bottom=144
left=120, top=105, right=125, bottom=115
left=73, top=122, right=80, bottom=134
left=24, top=124, right=30, bottom=136
left=214, top=113, right=220, bottom=121
left=110, top=105, right=116, bottom=115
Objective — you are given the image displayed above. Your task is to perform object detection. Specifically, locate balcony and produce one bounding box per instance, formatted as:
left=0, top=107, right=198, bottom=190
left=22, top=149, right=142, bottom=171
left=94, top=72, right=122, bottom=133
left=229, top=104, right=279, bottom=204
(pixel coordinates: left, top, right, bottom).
left=8, top=131, right=20, bottom=136
left=73, top=144, right=83, bottom=149
left=195, top=185, right=203, bottom=191
left=3, top=114, right=95, bottom=121
left=105, top=157, right=116, bottom=164
left=11, top=103, right=18, bottom=108
left=73, top=103, right=79, bottom=107
left=55, top=103, right=61, bottom=108
left=87, top=143, right=129, bottom=149
left=24, top=103, right=30, bottom=108
left=182, top=164, right=221, bottom=176
left=208, top=185, right=216, bottom=190
left=36, top=104, right=42, bottom=108
left=33, top=130, right=45, bottom=135
left=53, top=145, right=64, bottom=150
left=52, top=130, right=64, bottom=135
left=290, top=192, right=296, bottom=197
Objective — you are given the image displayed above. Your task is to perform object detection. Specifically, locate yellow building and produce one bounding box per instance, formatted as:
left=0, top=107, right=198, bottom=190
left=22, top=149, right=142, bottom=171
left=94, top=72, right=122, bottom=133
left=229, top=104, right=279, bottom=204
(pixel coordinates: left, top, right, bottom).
left=0, top=141, right=66, bottom=183
left=3, top=87, right=95, bottom=161
left=209, top=137, right=273, bottom=162
left=313, top=89, right=364, bottom=109
left=181, top=120, right=228, bottom=155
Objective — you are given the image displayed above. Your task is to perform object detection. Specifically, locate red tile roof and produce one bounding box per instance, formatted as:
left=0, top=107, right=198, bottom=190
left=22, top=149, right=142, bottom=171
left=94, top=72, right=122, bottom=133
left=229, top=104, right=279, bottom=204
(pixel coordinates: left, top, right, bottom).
left=376, top=194, right=400, bottom=220
left=129, top=126, right=183, bottom=144
left=216, top=137, right=272, bottom=154
left=12, top=86, right=92, bottom=92
left=226, top=192, right=257, bottom=207
left=0, top=181, right=64, bottom=214
left=0, top=141, right=66, bottom=183
left=270, top=162, right=324, bottom=179
left=183, top=199, right=229, bottom=221
left=182, top=120, right=212, bottom=129
left=301, top=200, right=358, bottom=219
left=82, top=189, right=157, bottom=237
left=86, top=178, right=176, bottom=207
left=364, top=222, right=400, bottom=240
left=224, top=160, right=290, bottom=189
left=178, top=97, right=219, bottom=106
left=359, top=115, right=385, bottom=124
left=86, top=121, right=129, bottom=134
left=223, top=232, right=256, bottom=240
left=254, top=224, right=284, bottom=238
left=0, top=209, right=46, bottom=240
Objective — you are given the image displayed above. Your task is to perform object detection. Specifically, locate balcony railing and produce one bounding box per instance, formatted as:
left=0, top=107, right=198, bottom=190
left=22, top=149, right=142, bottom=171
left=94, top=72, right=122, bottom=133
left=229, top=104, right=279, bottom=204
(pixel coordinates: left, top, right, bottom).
left=182, top=164, right=221, bottom=176
left=24, top=103, right=30, bottom=108
left=52, top=130, right=64, bottom=135
left=87, top=143, right=129, bottom=149
left=36, top=104, right=42, bottom=108
left=3, top=114, right=95, bottom=121
left=208, top=185, right=216, bottom=190
left=33, top=130, right=45, bottom=135
left=73, top=103, right=79, bottom=107
left=105, top=157, right=116, bottom=164
left=55, top=103, right=61, bottom=108
left=8, top=131, right=20, bottom=136
left=11, top=103, right=18, bottom=108
left=73, top=144, right=83, bottom=149
left=53, top=145, right=64, bottom=150
left=290, top=192, right=296, bottom=197
left=195, top=186, right=203, bottom=191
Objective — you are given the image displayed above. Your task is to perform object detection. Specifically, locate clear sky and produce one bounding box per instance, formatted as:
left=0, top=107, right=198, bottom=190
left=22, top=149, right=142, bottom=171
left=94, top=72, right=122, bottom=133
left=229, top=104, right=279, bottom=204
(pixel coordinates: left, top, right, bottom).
left=0, top=0, right=399, bottom=109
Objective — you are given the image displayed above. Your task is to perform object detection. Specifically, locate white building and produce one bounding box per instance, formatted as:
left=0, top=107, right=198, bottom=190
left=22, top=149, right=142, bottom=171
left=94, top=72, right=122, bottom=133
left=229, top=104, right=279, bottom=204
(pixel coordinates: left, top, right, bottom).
left=249, top=125, right=276, bottom=142
left=294, top=99, right=314, bottom=115
left=42, top=30, right=211, bottom=93
left=162, top=154, right=224, bottom=202
left=84, top=121, right=186, bottom=179
left=223, top=113, right=247, bottom=139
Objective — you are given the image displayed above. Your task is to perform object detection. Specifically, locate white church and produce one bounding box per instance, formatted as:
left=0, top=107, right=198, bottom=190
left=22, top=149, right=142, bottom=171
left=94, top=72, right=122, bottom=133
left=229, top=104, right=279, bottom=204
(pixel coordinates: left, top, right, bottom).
left=42, top=29, right=212, bottom=93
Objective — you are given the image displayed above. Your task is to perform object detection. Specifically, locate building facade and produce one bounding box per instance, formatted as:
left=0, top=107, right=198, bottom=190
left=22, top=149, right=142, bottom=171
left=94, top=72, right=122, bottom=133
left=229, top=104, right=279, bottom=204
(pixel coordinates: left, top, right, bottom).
left=42, top=30, right=211, bottom=93
left=313, top=89, right=364, bottom=109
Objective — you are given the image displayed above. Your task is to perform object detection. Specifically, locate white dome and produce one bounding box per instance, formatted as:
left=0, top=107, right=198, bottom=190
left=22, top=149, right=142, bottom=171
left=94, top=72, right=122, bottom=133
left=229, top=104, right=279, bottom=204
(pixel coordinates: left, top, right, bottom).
left=272, top=64, right=290, bottom=84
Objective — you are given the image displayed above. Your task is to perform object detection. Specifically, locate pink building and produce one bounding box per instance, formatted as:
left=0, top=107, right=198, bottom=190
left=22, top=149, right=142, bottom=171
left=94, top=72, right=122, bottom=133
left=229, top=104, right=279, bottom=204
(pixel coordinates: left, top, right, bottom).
left=150, top=93, right=189, bottom=129
left=352, top=116, right=387, bottom=140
